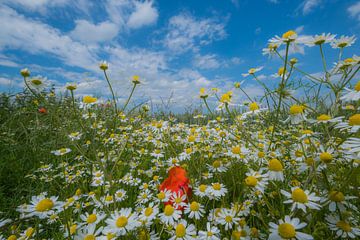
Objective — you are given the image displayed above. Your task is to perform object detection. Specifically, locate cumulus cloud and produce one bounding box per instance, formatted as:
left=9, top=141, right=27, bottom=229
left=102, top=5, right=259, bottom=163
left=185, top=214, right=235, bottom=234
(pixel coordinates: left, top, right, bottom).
left=0, top=6, right=97, bottom=71
left=164, top=13, right=227, bottom=54
left=70, top=20, right=119, bottom=44
left=301, top=0, right=321, bottom=15
left=127, top=1, right=158, bottom=29
left=193, top=54, right=221, bottom=69
left=348, top=1, right=360, bottom=21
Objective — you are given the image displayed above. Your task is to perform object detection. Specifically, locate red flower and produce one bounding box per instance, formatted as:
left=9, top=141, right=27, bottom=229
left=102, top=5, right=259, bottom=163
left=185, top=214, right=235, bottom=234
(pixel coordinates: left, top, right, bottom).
left=159, top=166, right=191, bottom=208
left=38, top=107, right=47, bottom=114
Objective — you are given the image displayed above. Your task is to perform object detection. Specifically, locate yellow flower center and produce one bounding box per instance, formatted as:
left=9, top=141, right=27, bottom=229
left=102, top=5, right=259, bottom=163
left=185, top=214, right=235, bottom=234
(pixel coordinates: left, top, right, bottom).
left=175, top=197, right=182, bottom=204
left=278, top=223, right=296, bottom=239
left=212, top=160, right=221, bottom=168
left=190, top=201, right=200, bottom=211
left=305, top=157, right=314, bottom=166
left=320, top=152, right=333, bottom=163
left=291, top=188, right=308, bottom=203
left=87, top=214, right=97, bottom=224
left=164, top=205, right=174, bottom=216
left=289, top=105, right=304, bottom=115
left=354, top=81, right=360, bottom=91
left=225, top=215, right=233, bottom=223
left=213, top=183, right=221, bottom=191
left=175, top=223, right=186, bottom=237
left=344, top=58, right=355, bottom=63
left=25, top=227, right=35, bottom=237
left=157, top=192, right=165, bottom=200
left=349, top=114, right=360, bottom=126
left=144, top=207, right=153, bottom=217
left=70, top=224, right=77, bottom=235
left=232, top=146, right=241, bottom=155
left=336, top=221, right=352, bottom=232
left=84, top=235, right=95, bottom=240
left=268, top=159, right=283, bottom=171
left=282, top=30, right=297, bottom=40
left=105, top=195, right=113, bottom=202
left=31, top=79, right=43, bottom=86
left=35, top=198, right=54, bottom=212
left=7, top=235, right=17, bottom=240
left=245, top=176, right=258, bottom=187
left=116, top=216, right=128, bottom=228
left=207, top=231, right=214, bottom=236
left=329, top=191, right=345, bottom=202
left=317, top=114, right=331, bottom=121
left=258, top=151, right=265, bottom=158
left=248, top=68, right=256, bottom=74
left=83, top=96, right=97, bottom=104
left=199, top=184, right=207, bottom=192
left=278, top=67, right=285, bottom=76
left=249, top=102, right=259, bottom=111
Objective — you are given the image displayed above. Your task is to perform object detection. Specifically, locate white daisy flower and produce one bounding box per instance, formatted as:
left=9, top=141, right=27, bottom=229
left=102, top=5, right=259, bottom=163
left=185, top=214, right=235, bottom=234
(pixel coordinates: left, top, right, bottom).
left=322, top=190, right=357, bottom=212
left=23, top=193, right=63, bottom=219
left=194, top=184, right=209, bottom=198
left=184, top=201, right=205, bottom=220
left=335, top=114, right=360, bottom=132
left=242, top=67, right=263, bottom=77
left=331, top=35, right=356, bottom=49
left=267, top=158, right=284, bottom=181
left=217, top=208, right=240, bottom=231
left=169, top=191, right=187, bottom=209
left=139, top=203, right=159, bottom=226
left=198, top=222, right=220, bottom=240
left=51, top=148, right=71, bottom=156
left=74, top=224, right=103, bottom=240
left=340, top=81, right=360, bottom=102
left=281, top=187, right=321, bottom=212
left=169, top=219, right=197, bottom=240
left=244, top=169, right=269, bottom=193
left=326, top=214, right=360, bottom=239
left=159, top=204, right=182, bottom=226
left=208, top=182, right=228, bottom=200
left=103, top=208, right=140, bottom=236
left=80, top=210, right=105, bottom=227
left=269, top=215, right=313, bottom=240
left=303, top=33, right=336, bottom=46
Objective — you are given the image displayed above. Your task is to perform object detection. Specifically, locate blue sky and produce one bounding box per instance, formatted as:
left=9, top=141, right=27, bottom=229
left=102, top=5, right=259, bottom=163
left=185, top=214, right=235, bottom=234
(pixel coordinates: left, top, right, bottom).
left=0, top=0, right=359, bottom=111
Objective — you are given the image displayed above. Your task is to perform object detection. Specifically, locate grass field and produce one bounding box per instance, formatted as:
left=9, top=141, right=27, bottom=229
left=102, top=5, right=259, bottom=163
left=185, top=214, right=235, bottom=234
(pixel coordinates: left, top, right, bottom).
left=0, top=31, right=360, bottom=239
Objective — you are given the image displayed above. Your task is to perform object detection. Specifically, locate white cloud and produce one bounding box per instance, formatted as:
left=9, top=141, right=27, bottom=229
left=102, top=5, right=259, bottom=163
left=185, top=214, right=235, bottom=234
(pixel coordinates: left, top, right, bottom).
left=348, top=1, right=360, bottom=21
left=164, top=13, right=227, bottom=54
left=127, top=1, right=158, bottom=29
left=2, top=0, right=70, bottom=13
left=0, top=54, right=19, bottom=67
left=0, top=6, right=97, bottom=71
left=70, top=20, right=119, bottom=44
left=301, top=0, right=321, bottom=15
left=193, top=54, right=221, bottom=69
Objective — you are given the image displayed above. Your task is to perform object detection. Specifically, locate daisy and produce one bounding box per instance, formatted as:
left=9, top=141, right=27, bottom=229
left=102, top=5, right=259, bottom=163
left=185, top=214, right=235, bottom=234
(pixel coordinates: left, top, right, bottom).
left=208, top=182, right=228, bottom=200
left=198, top=222, right=220, bottom=240
left=23, top=193, right=63, bottom=219
left=139, top=203, right=159, bottom=225
left=244, top=169, right=269, bottom=193
left=115, top=189, right=127, bottom=202
left=331, top=35, right=356, bottom=49
left=194, top=184, right=209, bottom=198
left=184, top=201, right=205, bottom=220
left=155, top=189, right=172, bottom=203
left=242, top=67, right=263, bottom=77
left=217, top=208, right=240, bottom=231
left=340, top=81, right=360, bottom=102
left=262, top=43, right=280, bottom=56
left=169, top=191, right=187, bottom=209
left=335, top=114, right=360, bottom=132
left=269, top=215, right=313, bottom=240
left=281, top=187, right=321, bottom=212
left=326, top=214, right=360, bottom=239
left=158, top=204, right=182, bottom=225
left=303, top=33, right=336, bottom=46
left=169, top=219, right=197, bottom=240
left=80, top=210, right=105, bottom=227
left=51, top=148, right=71, bottom=156
left=308, top=114, right=343, bottom=124
left=323, top=190, right=357, bottom=212
left=207, top=160, right=228, bottom=173
left=103, top=208, right=140, bottom=237
left=267, top=158, right=284, bottom=181
left=0, top=218, right=11, bottom=228
left=284, top=104, right=307, bottom=124
left=74, top=224, right=103, bottom=240
left=26, top=76, right=47, bottom=92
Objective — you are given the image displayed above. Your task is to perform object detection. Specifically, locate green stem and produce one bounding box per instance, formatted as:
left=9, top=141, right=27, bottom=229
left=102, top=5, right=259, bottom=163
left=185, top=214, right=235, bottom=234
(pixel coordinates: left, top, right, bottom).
left=103, top=70, right=118, bottom=114
left=122, top=83, right=137, bottom=112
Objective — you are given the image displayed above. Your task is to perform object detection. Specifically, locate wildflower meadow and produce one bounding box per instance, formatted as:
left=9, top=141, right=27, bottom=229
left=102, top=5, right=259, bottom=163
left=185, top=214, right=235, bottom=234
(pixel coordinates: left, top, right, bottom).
left=1, top=22, right=360, bottom=240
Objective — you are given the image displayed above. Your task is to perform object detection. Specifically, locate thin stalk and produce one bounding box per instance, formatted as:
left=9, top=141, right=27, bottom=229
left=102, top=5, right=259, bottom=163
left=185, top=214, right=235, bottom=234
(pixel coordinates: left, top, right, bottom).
left=103, top=70, right=118, bottom=114
left=122, top=83, right=137, bottom=112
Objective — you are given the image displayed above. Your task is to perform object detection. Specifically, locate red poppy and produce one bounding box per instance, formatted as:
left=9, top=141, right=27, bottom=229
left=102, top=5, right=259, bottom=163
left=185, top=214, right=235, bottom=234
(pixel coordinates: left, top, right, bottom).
left=159, top=166, right=191, bottom=208
left=38, top=107, right=47, bottom=114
